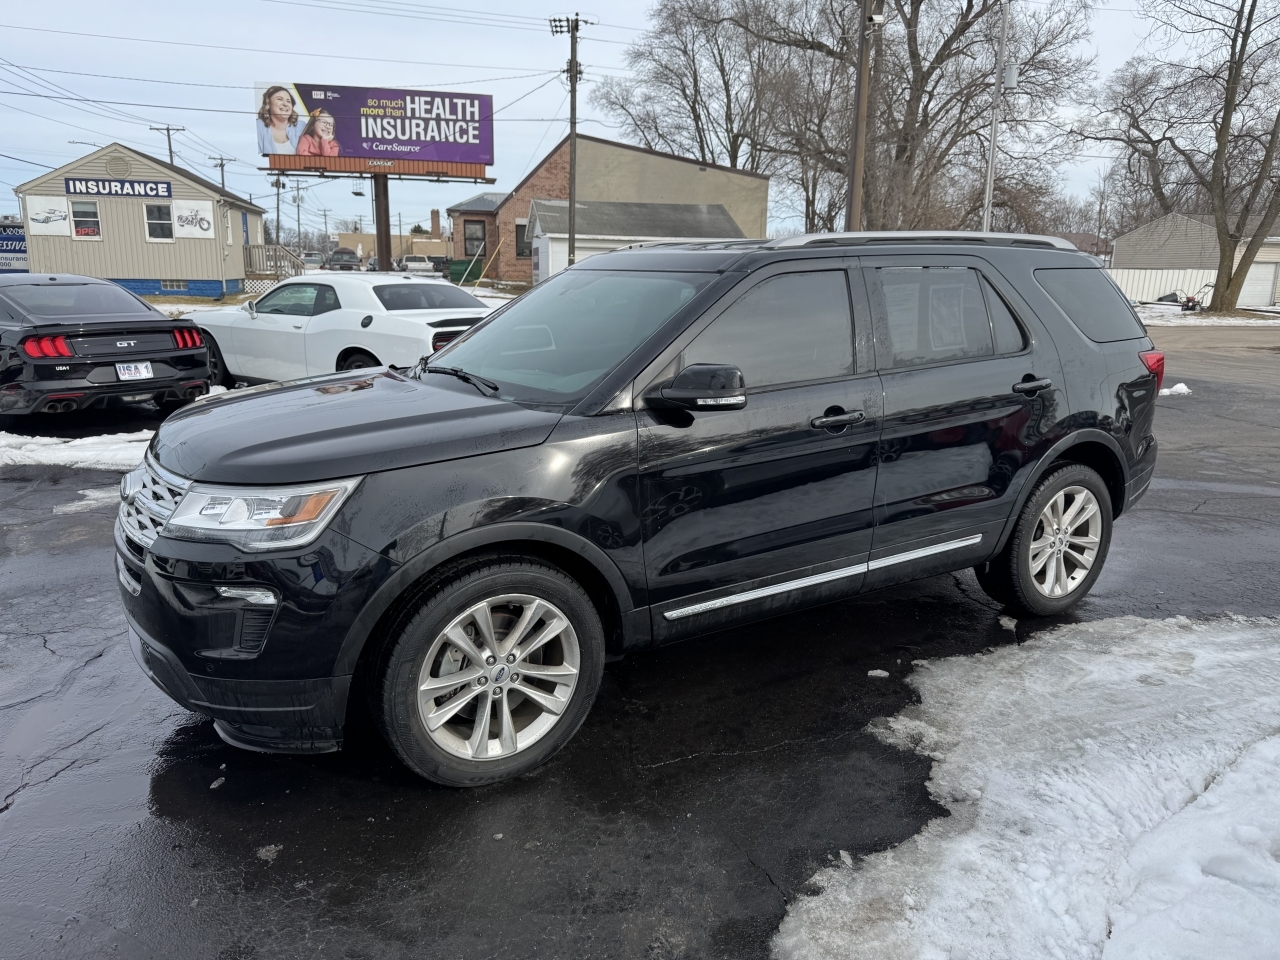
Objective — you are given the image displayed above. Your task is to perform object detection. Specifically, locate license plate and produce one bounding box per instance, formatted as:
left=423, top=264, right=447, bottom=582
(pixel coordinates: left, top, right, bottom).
left=116, top=361, right=153, bottom=381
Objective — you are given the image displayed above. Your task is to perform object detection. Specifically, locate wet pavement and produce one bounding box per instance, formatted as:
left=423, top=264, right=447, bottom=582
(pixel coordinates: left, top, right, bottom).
left=1, top=328, right=1278, bottom=959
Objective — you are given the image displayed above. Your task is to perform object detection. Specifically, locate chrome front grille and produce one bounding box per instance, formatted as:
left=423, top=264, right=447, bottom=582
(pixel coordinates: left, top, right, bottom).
left=118, top=455, right=192, bottom=549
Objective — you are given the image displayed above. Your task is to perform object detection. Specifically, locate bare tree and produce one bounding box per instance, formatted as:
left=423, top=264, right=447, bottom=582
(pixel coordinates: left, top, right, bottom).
left=1083, top=0, right=1280, bottom=310
left=590, top=0, right=778, bottom=172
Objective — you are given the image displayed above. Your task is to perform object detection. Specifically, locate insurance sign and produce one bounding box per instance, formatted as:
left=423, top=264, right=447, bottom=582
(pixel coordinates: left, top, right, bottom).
left=254, top=83, right=493, bottom=165
left=64, top=179, right=173, bottom=198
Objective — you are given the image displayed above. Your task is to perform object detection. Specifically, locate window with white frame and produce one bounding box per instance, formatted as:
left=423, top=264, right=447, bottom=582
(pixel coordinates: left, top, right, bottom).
left=71, top=200, right=101, bottom=239
left=145, top=203, right=173, bottom=241
left=160, top=280, right=188, bottom=291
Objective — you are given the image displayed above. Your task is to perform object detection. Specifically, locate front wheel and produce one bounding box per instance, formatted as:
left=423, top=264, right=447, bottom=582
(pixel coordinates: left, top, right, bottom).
left=378, top=559, right=605, bottom=786
left=975, top=463, right=1113, bottom=617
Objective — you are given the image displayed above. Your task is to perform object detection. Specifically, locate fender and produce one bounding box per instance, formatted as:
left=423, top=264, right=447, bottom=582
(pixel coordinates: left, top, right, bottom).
left=331, top=521, right=644, bottom=676
left=989, top=428, right=1130, bottom=556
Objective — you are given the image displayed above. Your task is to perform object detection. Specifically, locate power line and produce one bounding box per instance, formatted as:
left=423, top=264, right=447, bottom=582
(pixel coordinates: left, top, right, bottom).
left=5, top=63, right=561, bottom=90
left=0, top=151, right=53, bottom=168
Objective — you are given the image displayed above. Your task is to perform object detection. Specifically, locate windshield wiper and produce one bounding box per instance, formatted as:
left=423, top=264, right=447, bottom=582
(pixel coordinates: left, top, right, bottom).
left=423, top=365, right=500, bottom=397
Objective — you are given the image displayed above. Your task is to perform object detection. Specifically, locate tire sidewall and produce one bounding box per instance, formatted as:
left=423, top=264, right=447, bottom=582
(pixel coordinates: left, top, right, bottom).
left=382, top=563, right=604, bottom=786
left=1010, top=464, right=1113, bottom=616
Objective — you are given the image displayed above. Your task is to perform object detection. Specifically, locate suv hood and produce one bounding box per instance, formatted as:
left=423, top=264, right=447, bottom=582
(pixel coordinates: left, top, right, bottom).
left=152, top=370, right=562, bottom=485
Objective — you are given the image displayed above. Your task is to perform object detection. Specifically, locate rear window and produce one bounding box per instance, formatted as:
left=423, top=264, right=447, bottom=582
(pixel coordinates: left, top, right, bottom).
left=1034, top=268, right=1145, bottom=343
left=374, top=283, right=485, bottom=311
left=0, top=283, right=152, bottom=317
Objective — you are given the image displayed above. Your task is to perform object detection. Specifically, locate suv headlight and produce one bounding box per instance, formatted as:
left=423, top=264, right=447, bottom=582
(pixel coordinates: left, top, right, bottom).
left=163, top=477, right=362, bottom=551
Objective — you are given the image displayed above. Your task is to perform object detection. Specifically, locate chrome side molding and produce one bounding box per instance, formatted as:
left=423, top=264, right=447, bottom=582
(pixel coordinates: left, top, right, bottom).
left=662, top=533, right=984, bottom=621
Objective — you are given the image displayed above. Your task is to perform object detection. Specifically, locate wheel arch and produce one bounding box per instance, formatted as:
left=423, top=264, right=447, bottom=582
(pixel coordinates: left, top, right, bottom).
left=336, top=346, right=381, bottom=370
left=991, top=430, right=1129, bottom=555
left=335, top=522, right=644, bottom=724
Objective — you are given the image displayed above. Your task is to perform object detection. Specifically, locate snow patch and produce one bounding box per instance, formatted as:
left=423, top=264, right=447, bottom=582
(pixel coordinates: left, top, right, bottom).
left=867, top=670, right=890, bottom=678
left=1159, top=383, right=1192, bottom=396
left=0, top=430, right=152, bottom=471
left=52, top=488, right=120, bottom=514
left=1135, top=303, right=1280, bottom=326
left=774, top=615, right=1280, bottom=960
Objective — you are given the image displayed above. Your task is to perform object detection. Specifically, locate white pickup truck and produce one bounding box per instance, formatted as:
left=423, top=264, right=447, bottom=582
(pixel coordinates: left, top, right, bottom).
left=401, top=255, right=436, bottom=275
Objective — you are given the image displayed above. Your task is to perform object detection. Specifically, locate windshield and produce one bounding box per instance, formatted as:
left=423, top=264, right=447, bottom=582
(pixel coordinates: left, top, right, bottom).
left=0, top=283, right=152, bottom=317
left=375, top=283, right=485, bottom=311
left=422, top=269, right=715, bottom=406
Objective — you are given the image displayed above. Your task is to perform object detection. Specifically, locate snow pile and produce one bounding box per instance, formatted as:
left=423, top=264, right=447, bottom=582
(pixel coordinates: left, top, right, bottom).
left=1136, top=303, right=1280, bottom=326
left=0, top=430, right=152, bottom=471
left=774, top=616, right=1280, bottom=960
left=1159, top=383, right=1192, bottom=396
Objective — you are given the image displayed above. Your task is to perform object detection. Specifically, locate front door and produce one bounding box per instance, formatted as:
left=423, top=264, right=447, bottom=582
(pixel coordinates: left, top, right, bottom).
left=860, top=256, right=1064, bottom=587
left=232, top=282, right=324, bottom=381
left=637, top=262, right=883, bottom=642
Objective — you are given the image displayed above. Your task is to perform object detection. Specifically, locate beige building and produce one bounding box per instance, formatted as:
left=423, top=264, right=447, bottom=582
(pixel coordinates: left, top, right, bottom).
left=447, top=135, right=769, bottom=284
left=14, top=144, right=265, bottom=297
left=1109, top=213, right=1280, bottom=306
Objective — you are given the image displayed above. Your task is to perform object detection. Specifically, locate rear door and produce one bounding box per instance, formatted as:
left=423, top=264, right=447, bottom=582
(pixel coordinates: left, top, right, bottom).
left=636, top=259, right=883, bottom=641
left=861, top=255, right=1063, bottom=587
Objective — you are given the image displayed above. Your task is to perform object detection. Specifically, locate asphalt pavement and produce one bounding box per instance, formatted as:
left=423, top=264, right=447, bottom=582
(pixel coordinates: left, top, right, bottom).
left=1, top=326, right=1277, bottom=959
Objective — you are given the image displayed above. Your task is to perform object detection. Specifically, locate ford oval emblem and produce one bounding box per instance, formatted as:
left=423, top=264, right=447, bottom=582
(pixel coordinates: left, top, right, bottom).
left=491, top=665, right=508, bottom=684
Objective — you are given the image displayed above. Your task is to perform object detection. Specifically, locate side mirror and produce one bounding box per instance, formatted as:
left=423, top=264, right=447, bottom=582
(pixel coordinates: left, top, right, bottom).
left=655, top=363, right=747, bottom=411
left=244, top=300, right=257, bottom=318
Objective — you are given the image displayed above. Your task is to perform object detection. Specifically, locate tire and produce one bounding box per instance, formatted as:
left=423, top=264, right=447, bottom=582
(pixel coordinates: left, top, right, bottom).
left=204, top=331, right=233, bottom=388
left=339, top=351, right=379, bottom=371
left=974, top=463, right=1113, bottom=617
left=378, top=558, right=605, bottom=786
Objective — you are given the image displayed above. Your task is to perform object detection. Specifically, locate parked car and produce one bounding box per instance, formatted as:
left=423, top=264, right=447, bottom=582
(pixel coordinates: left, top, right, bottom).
left=0, top=274, right=209, bottom=423
left=118, top=232, right=1160, bottom=787
left=325, top=248, right=361, bottom=271
left=186, top=274, right=490, bottom=384
left=402, top=255, right=434, bottom=275
left=300, top=253, right=324, bottom=270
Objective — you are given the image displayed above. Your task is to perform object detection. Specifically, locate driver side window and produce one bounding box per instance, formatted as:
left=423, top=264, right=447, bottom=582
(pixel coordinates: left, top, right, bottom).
left=255, top=284, right=318, bottom=316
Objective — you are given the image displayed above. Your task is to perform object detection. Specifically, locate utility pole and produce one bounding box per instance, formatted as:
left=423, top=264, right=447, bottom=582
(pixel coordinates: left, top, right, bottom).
left=843, top=0, right=880, bottom=232
left=981, top=0, right=1012, bottom=233
left=319, top=207, right=331, bottom=255
left=397, top=211, right=403, bottom=263
left=551, top=14, right=587, bottom=265
left=272, top=176, right=283, bottom=247
left=208, top=156, right=234, bottom=190
left=293, top=180, right=303, bottom=255
left=150, top=125, right=185, bottom=165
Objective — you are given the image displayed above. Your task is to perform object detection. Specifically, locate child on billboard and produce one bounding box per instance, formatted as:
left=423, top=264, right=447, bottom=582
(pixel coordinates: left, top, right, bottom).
left=256, top=85, right=302, bottom=155
left=297, top=109, right=341, bottom=157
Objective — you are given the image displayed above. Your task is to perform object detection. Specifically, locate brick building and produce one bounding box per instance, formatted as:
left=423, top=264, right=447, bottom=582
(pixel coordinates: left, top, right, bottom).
left=446, top=135, right=769, bottom=285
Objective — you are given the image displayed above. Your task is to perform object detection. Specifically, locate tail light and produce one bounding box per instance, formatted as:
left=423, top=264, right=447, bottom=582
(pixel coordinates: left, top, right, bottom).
left=21, top=335, right=73, bottom=359
left=431, top=332, right=459, bottom=352
left=173, top=328, right=204, bottom=349
left=1139, top=350, right=1165, bottom=393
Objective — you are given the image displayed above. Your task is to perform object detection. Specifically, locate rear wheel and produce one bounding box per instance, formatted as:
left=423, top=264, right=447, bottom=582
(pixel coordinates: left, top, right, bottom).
left=975, top=463, right=1112, bottom=617
left=204, top=331, right=233, bottom=388
left=339, top=351, right=379, bottom=371
left=378, top=559, right=605, bottom=786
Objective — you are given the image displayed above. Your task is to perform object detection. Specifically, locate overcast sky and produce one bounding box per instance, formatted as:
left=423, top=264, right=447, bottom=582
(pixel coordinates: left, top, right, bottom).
left=0, top=1, right=1153, bottom=236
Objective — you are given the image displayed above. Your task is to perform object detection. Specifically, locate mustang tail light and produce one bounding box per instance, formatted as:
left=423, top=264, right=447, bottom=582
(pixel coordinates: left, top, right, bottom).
left=173, top=328, right=204, bottom=349
left=1139, top=350, right=1165, bottom=393
left=21, top=335, right=73, bottom=359
left=431, top=332, right=459, bottom=352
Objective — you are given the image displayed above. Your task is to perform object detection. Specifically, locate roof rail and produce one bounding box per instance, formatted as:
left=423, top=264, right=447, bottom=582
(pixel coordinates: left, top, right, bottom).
left=766, top=230, right=1078, bottom=251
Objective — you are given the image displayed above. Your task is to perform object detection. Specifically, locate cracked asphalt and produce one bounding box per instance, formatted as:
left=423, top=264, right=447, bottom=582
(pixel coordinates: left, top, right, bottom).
left=1, top=326, right=1277, bottom=959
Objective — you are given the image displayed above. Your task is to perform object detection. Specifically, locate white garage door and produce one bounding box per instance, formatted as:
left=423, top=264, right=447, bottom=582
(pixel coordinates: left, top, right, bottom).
left=1240, top=261, right=1278, bottom=307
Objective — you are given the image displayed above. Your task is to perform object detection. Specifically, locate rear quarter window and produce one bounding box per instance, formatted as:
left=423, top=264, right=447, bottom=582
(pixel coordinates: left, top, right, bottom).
left=1034, top=268, right=1146, bottom=343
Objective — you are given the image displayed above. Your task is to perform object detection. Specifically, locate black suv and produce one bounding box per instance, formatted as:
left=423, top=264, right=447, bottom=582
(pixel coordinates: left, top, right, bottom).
left=117, top=233, right=1160, bottom=786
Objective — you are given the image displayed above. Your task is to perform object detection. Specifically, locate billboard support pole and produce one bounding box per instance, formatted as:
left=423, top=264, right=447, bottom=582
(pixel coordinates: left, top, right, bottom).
left=373, top=174, right=392, bottom=273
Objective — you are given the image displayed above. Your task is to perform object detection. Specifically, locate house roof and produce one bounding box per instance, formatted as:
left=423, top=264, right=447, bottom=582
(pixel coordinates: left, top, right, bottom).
left=446, top=192, right=507, bottom=215
left=13, top=144, right=265, bottom=212
left=1117, top=212, right=1279, bottom=243
left=528, top=200, right=745, bottom=239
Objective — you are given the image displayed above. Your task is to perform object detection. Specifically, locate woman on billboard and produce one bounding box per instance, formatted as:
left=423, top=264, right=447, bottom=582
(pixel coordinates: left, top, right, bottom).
left=257, top=85, right=301, bottom=155
left=297, top=108, right=341, bottom=157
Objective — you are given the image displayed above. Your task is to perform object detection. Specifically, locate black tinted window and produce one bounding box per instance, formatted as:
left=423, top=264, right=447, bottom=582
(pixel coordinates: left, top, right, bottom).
left=0, top=283, right=151, bottom=317
left=871, top=267, right=993, bottom=367
left=434, top=270, right=713, bottom=405
left=314, top=285, right=341, bottom=314
left=684, top=272, right=853, bottom=388
left=981, top=277, right=1026, bottom=354
left=374, top=284, right=484, bottom=311
left=1034, top=268, right=1145, bottom=342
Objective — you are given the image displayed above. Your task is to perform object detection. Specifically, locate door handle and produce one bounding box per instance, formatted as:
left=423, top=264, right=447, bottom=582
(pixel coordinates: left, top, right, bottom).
left=811, top=410, right=866, bottom=429
left=1012, top=378, right=1052, bottom=394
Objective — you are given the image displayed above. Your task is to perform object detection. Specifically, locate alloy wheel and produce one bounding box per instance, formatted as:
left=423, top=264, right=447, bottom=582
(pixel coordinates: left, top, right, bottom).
left=1028, top=485, right=1102, bottom=598
left=416, top=595, right=580, bottom=761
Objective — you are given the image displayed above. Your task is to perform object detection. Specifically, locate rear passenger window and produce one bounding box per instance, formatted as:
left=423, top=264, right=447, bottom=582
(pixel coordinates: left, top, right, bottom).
left=869, top=266, right=993, bottom=367
left=1034, top=268, right=1146, bottom=342
left=683, top=271, right=854, bottom=388
left=981, top=277, right=1026, bottom=354
left=314, top=284, right=341, bottom=315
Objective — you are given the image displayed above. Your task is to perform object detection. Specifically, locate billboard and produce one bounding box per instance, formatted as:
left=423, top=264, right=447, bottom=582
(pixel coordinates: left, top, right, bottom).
left=0, top=232, right=27, bottom=273
left=254, top=83, right=493, bottom=165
